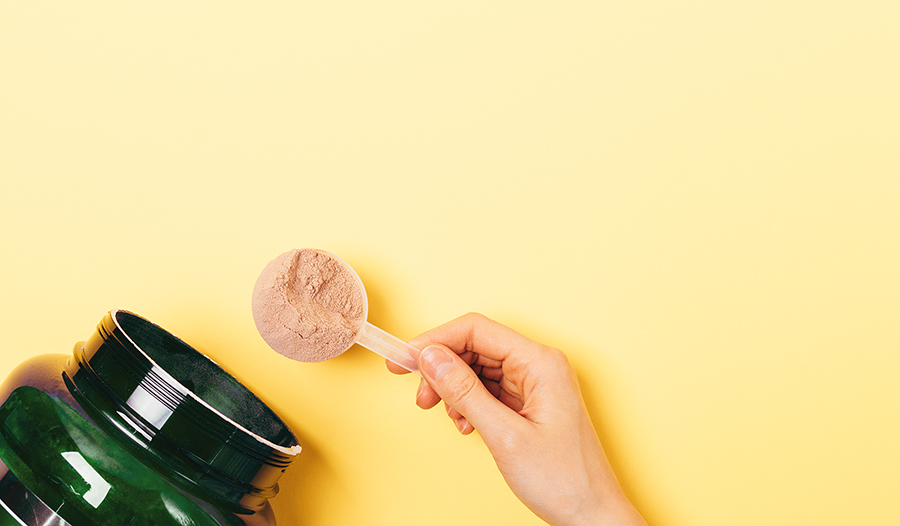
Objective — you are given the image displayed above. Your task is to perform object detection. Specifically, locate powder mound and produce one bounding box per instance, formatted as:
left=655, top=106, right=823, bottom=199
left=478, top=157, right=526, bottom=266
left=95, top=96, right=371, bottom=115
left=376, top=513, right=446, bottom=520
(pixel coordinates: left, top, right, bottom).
left=252, top=249, right=367, bottom=362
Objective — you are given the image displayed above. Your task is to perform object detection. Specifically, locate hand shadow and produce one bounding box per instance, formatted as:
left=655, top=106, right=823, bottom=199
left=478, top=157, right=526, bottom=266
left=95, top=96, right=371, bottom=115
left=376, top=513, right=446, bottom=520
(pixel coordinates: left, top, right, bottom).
left=569, top=350, right=653, bottom=522
left=494, top=312, right=648, bottom=517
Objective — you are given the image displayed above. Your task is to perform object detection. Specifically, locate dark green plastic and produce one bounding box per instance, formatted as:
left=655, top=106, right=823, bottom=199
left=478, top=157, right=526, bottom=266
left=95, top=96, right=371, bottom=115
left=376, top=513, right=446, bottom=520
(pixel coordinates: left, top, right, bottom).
left=0, top=310, right=301, bottom=526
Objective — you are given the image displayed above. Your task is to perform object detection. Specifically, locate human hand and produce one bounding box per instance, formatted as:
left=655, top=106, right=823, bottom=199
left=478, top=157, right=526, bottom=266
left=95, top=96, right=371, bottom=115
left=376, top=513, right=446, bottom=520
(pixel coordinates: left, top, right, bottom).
left=387, top=313, right=646, bottom=526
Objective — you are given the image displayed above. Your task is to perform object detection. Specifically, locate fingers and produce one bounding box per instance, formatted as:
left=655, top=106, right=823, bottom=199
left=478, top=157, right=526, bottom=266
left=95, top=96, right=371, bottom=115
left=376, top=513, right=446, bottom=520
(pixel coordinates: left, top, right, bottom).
left=389, top=313, right=544, bottom=435
left=445, top=402, right=474, bottom=435
left=408, top=312, right=542, bottom=365
left=416, top=375, right=475, bottom=434
left=385, top=359, right=412, bottom=375
left=417, top=343, right=518, bottom=436
left=415, top=377, right=441, bottom=409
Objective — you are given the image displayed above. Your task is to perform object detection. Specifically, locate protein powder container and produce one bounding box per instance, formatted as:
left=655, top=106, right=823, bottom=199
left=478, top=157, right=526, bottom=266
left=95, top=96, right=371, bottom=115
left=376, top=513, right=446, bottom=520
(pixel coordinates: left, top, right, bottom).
left=0, top=310, right=301, bottom=525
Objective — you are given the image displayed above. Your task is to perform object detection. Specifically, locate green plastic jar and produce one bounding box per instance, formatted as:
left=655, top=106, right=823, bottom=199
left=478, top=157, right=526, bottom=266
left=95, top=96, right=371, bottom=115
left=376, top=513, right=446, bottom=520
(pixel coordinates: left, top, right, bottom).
left=0, top=310, right=301, bottom=525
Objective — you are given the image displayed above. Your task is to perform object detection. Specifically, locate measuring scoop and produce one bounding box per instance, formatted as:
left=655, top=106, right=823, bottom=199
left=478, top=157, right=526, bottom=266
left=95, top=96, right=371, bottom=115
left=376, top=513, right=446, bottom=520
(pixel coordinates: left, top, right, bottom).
left=252, top=248, right=422, bottom=376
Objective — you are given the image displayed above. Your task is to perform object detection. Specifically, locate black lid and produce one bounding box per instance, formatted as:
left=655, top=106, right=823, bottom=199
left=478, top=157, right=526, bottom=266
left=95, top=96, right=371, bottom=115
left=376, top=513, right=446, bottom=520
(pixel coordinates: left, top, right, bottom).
left=64, top=310, right=301, bottom=514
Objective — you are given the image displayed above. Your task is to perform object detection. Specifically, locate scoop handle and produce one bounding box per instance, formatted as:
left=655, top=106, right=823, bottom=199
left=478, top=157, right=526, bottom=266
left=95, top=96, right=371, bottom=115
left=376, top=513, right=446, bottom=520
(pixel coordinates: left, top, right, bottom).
left=356, top=322, right=421, bottom=376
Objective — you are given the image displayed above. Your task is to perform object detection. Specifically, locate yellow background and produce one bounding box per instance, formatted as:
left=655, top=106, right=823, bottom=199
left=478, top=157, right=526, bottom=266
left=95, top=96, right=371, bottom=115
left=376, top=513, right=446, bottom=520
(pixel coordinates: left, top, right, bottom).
left=1, top=2, right=898, bottom=525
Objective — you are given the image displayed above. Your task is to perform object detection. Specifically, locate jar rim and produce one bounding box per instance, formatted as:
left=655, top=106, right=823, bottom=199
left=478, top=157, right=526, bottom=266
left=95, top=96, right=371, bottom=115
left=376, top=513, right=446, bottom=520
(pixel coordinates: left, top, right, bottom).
left=110, top=309, right=302, bottom=457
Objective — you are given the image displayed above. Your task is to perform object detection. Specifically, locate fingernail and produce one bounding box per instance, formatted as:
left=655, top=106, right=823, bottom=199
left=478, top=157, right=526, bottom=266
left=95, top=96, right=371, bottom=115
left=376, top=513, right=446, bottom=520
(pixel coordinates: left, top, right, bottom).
left=420, top=345, right=453, bottom=381
left=455, top=418, right=467, bottom=434
left=416, top=378, right=426, bottom=399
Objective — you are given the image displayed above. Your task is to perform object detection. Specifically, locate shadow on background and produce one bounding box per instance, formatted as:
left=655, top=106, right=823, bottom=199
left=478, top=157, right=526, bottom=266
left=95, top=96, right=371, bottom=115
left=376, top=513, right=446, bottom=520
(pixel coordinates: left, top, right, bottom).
left=330, top=254, right=416, bottom=371
left=154, top=300, right=342, bottom=525
left=489, top=310, right=651, bottom=519
left=346, top=253, right=399, bottom=331
left=572, top=353, right=649, bottom=514
left=267, top=414, right=339, bottom=526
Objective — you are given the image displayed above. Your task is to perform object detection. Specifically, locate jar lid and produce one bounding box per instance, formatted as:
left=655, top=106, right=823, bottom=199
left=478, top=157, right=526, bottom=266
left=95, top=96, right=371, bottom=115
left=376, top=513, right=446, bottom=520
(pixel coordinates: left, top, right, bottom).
left=65, top=310, right=302, bottom=514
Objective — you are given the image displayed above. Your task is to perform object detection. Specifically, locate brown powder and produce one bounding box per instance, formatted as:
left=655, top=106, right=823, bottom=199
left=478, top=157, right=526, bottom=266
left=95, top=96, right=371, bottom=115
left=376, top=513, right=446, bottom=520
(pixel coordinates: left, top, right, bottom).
left=252, top=249, right=367, bottom=362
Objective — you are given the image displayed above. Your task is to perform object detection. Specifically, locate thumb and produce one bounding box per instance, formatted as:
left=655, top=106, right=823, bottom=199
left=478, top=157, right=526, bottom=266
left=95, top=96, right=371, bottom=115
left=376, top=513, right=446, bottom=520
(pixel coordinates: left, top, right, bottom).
left=418, top=344, right=514, bottom=435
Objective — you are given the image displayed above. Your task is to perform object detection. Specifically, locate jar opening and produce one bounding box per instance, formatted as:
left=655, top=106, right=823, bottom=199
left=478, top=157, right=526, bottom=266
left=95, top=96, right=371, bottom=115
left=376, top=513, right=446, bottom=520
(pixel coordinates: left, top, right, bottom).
left=66, top=310, right=300, bottom=513
left=114, top=311, right=298, bottom=450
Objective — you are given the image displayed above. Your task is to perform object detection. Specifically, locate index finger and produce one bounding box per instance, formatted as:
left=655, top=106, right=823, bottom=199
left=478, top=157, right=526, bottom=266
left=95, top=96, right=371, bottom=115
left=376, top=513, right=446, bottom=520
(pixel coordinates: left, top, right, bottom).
left=407, top=312, right=543, bottom=364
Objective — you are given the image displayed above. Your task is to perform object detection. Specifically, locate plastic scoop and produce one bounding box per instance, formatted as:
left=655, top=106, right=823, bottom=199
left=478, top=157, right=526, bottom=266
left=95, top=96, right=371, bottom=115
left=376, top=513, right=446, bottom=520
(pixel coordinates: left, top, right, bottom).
left=252, top=248, right=422, bottom=376
left=353, top=312, right=422, bottom=375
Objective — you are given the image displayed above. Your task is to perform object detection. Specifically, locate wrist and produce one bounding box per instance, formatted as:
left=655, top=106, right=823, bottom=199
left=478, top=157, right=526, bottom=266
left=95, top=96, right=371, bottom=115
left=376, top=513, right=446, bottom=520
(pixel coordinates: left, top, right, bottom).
left=594, top=497, right=646, bottom=526
left=566, top=493, right=644, bottom=526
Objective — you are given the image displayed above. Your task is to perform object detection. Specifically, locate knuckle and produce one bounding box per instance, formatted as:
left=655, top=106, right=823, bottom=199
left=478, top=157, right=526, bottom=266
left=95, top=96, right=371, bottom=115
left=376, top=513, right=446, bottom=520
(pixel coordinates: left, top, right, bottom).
left=541, top=346, right=578, bottom=382
left=461, top=311, right=488, bottom=323
left=485, top=424, right=528, bottom=458
left=442, top=368, right=481, bottom=408
left=544, top=345, right=570, bottom=367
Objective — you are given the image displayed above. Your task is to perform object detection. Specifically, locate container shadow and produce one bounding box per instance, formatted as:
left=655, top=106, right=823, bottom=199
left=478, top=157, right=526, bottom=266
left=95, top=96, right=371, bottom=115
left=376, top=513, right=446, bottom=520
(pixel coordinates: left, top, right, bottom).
left=267, top=413, right=341, bottom=526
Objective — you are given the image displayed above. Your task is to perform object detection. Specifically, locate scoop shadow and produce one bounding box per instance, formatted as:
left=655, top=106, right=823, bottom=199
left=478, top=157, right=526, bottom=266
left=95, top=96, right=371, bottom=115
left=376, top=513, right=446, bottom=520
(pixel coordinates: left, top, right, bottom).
left=328, top=256, right=408, bottom=371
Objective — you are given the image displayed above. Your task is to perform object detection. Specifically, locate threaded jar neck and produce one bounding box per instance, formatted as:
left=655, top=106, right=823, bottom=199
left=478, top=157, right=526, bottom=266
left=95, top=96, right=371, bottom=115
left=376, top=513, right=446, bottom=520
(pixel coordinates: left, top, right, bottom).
left=64, top=310, right=301, bottom=514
